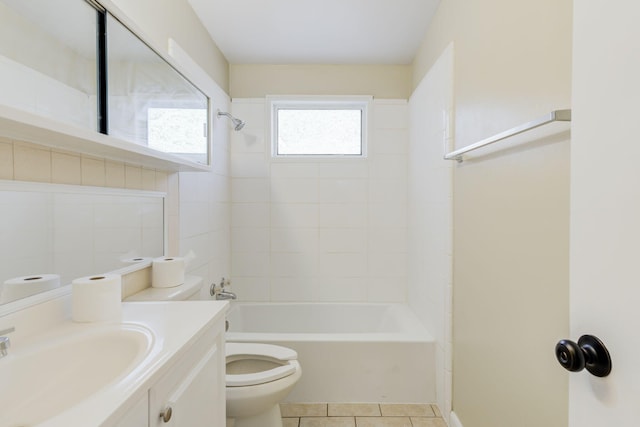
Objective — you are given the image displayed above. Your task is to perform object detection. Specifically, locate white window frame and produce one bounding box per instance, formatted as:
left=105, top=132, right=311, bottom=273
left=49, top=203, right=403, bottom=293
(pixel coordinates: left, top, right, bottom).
left=268, top=95, right=371, bottom=158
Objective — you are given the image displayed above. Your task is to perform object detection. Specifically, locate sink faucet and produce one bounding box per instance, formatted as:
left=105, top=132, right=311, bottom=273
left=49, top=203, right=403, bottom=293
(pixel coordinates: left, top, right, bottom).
left=210, top=277, right=237, bottom=301
left=0, top=327, right=15, bottom=359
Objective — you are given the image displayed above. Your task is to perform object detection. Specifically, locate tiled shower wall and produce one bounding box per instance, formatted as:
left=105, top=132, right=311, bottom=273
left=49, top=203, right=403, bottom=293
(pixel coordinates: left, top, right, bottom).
left=407, top=44, right=454, bottom=421
left=230, top=99, right=409, bottom=302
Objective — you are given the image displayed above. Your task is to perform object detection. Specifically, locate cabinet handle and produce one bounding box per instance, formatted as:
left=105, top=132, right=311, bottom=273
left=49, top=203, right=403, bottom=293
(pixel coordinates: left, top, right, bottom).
left=160, top=406, right=173, bottom=423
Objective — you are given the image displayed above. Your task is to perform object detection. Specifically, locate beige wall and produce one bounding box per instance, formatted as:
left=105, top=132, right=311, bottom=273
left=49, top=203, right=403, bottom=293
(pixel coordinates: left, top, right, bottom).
left=109, top=0, right=229, bottom=93
left=229, top=64, right=412, bottom=98
left=413, top=0, right=572, bottom=426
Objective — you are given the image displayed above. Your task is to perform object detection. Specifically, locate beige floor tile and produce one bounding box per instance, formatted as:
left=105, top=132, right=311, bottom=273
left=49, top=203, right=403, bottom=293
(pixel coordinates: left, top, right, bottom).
left=283, top=418, right=301, bottom=427
left=379, top=404, right=435, bottom=417
left=355, top=416, right=412, bottom=427
left=410, top=418, right=448, bottom=427
left=329, top=403, right=381, bottom=416
left=431, top=405, right=442, bottom=418
left=281, top=403, right=328, bottom=417
left=300, top=417, right=355, bottom=427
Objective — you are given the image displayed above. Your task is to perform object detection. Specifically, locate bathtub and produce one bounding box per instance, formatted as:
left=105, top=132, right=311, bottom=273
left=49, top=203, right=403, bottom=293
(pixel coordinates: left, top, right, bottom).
left=225, top=302, right=435, bottom=403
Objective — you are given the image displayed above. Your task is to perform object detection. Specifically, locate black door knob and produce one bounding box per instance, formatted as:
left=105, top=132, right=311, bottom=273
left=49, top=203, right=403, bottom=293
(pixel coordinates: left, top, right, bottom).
left=555, top=334, right=612, bottom=377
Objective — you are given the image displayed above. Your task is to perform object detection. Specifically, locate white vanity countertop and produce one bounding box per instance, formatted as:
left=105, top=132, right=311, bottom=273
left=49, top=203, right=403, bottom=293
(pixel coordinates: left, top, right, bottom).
left=1, top=299, right=229, bottom=427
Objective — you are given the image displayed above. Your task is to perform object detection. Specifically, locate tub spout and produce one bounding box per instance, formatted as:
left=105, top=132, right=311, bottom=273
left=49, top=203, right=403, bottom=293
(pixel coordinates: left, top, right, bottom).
left=0, top=327, right=15, bottom=359
left=210, top=277, right=237, bottom=300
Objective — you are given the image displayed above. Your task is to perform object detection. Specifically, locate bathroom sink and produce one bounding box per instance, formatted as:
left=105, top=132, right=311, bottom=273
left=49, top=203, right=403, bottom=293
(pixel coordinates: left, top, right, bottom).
left=0, top=324, right=154, bottom=426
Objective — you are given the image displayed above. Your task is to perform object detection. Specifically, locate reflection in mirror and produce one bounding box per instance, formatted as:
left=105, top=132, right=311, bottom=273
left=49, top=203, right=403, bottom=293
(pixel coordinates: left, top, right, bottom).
left=0, top=184, right=165, bottom=305
left=0, top=0, right=97, bottom=130
left=107, top=14, right=209, bottom=164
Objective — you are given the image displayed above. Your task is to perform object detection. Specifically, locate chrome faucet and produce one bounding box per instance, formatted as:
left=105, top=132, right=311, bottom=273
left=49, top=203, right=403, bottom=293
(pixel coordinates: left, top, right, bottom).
left=0, top=327, right=15, bottom=359
left=210, top=277, right=237, bottom=301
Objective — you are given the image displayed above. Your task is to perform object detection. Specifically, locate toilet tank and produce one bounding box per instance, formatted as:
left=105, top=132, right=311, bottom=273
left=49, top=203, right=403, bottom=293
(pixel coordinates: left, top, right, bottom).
left=124, top=276, right=203, bottom=302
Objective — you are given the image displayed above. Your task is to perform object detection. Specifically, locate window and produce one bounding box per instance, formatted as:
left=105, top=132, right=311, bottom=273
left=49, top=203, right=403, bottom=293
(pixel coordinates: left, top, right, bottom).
left=270, top=97, right=370, bottom=157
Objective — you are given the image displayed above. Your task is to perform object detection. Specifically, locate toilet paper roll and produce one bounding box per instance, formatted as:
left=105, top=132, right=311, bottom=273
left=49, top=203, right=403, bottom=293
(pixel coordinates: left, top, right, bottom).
left=72, top=274, right=122, bottom=323
left=121, top=256, right=153, bottom=266
left=1, top=274, right=61, bottom=304
left=152, top=257, right=186, bottom=288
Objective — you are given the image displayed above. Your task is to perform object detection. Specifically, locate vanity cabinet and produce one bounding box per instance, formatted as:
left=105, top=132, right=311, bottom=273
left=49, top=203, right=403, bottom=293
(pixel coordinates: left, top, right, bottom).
left=109, top=319, right=226, bottom=427
left=150, top=320, right=225, bottom=426
left=112, top=395, right=148, bottom=427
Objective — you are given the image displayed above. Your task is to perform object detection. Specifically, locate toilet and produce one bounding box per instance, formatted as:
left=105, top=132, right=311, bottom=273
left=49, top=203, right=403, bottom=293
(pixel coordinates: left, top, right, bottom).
left=125, top=276, right=302, bottom=427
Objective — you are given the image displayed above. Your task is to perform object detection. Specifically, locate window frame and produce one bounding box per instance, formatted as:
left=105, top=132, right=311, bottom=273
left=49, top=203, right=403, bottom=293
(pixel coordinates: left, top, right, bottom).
left=269, top=96, right=371, bottom=158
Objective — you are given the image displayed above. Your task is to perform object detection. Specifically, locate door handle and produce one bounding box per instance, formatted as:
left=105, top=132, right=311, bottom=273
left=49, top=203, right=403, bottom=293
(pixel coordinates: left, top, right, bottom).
left=555, top=334, right=612, bottom=377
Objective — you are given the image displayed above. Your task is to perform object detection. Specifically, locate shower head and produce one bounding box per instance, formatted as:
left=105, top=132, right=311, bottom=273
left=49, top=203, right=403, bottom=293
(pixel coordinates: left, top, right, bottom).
left=217, top=110, right=246, bottom=131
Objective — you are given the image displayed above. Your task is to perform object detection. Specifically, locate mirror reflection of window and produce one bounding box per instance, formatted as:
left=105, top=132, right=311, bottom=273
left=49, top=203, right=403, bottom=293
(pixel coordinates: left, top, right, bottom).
left=107, top=14, right=209, bottom=164
left=0, top=0, right=97, bottom=130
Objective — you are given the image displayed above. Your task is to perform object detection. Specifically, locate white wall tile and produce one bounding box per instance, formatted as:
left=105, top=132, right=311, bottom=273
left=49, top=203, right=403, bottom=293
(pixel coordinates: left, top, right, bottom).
left=232, top=178, right=270, bottom=203
left=232, top=227, right=270, bottom=252
left=270, top=204, right=318, bottom=228
left=270, top=178, right=318, bottom=203
left=314, top=277, right=366, bottom=302
left=232, top=252, right=270, bottom=277
left=232, top=203, right=270, bottom=227
left=270, top=277, right=315, bottom=301
left=318, top=179, right=367, bottom=204
left=318, top=161, right=368, bottom=179
left=318, top=252, right=367, bottom=278
left=368, top=228, right=407, bottom=254
left=271, top=163, right=319, bottom=179
left=270, top=252, right=318, bottom=277
left=319, top=204, right=367, bottom=228
left=369, top=202, right=407, bottom=227
left=231, top=152, right=269, bottom=178
left=319, top=228, right=367, bottom=253
left=271, top=228, right=319, bottom=252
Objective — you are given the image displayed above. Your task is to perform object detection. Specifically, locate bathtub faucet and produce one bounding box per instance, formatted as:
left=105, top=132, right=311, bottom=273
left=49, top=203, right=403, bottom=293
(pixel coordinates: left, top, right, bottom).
left=0, top=326, right=15, bottom=359
left=211, top=277, right=237, bottom=300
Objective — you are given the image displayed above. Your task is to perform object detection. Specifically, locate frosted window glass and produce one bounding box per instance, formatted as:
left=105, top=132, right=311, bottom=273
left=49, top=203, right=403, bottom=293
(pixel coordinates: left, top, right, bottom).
left=276, top=109, right=362, bottom=155
left=148, top=108, right=207, bottom=154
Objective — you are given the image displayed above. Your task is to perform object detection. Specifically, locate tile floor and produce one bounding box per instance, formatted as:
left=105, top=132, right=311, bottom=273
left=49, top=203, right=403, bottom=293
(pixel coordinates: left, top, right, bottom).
left=280, top=403, right=447, bottom=427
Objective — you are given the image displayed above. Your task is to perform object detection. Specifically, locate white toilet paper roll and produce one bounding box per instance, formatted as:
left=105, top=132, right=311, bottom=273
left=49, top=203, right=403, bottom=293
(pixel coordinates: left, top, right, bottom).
left=152, top=257, right=186, bottom=288
left=1, top=274, right=61, bottom=303
left=121, top=256, right=153, bottom=265
left=72, top=274, right=122, bottom=323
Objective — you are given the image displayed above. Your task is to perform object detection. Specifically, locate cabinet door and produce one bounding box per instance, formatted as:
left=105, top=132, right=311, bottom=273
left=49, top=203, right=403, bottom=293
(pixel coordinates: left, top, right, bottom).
left=111, top=394, right=148, bottom=427
left=151, top=343, right=224, bottom=427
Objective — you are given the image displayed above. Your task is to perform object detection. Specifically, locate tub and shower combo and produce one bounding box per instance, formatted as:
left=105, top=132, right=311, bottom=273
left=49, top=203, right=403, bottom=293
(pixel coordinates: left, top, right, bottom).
left=225, top=302, right=435, bottom=403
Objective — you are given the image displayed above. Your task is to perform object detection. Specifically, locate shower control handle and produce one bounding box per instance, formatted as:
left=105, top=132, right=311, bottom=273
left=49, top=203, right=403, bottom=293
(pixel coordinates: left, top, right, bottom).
left=555, top=334, right=612, bottom=377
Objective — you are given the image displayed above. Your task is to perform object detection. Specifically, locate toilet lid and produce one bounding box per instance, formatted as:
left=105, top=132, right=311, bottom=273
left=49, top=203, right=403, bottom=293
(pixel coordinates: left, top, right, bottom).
left=226, top=343, right=299, bottom=387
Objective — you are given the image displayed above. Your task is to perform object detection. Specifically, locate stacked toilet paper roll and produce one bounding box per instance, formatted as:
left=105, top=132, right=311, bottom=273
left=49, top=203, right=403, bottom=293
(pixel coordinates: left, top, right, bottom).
left=120, top=256, right=153, bottom=266
left=1, top=274, right=61, bottom=304
left=72, top=274, right=122, bottom=323
left=152, top=257, right=186, bottom=288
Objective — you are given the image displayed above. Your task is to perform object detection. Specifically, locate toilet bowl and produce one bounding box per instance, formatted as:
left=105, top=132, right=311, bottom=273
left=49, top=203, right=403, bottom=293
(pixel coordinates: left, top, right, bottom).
left=226, top=342, right=302, bottom=427
left=125, top=276, right=302, bottom=427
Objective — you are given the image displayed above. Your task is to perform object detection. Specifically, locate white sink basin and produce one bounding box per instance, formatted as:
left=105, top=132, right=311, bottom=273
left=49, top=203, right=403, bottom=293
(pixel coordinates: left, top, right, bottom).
left=0, top=324, right=153, bottom=426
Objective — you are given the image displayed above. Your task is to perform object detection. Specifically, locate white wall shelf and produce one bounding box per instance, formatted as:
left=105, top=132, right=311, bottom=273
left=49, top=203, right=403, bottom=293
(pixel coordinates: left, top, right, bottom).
left=0, top=104, right=211, bottom=172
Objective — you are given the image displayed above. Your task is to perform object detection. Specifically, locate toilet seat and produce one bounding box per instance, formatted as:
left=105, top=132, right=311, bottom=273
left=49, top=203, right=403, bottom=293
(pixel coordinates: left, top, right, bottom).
left=226, top=343, right=299, bottom=387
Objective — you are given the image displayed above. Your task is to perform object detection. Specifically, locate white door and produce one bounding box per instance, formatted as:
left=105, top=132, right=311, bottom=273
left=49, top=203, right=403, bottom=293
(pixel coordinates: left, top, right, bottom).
left=570, top=1, right=640, bottom=425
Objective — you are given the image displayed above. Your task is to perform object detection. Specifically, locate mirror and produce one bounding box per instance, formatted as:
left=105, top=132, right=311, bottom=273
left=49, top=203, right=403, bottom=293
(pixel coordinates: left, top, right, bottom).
left=0, top=0, right=98, bottom=131
left=0, top=183, right=165, bottom=305
left=107, top=13, right=209, bottom=165
left=0, top=0, right=210, bottom=165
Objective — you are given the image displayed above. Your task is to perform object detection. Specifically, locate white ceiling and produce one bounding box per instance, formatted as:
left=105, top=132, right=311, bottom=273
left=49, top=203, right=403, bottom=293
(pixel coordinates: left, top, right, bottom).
left=187, top=0, right=441, bottom=65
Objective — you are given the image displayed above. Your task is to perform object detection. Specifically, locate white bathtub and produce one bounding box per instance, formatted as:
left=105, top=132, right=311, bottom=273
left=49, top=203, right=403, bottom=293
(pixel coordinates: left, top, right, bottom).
left=225, top=302, right=435, bottom=403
